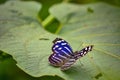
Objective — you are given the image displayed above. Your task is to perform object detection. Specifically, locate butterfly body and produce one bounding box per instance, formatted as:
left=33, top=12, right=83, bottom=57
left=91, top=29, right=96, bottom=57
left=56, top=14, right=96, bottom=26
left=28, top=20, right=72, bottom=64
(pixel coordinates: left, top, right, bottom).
left=49, top=38, right=93, bottom=71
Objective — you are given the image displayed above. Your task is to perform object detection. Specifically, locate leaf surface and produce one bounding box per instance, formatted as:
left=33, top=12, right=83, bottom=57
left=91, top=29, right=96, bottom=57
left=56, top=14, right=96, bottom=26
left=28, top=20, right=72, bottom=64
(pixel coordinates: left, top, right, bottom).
left=0, top=1, right=120, bottom=80
left=49, top=2, right=120, bottom=80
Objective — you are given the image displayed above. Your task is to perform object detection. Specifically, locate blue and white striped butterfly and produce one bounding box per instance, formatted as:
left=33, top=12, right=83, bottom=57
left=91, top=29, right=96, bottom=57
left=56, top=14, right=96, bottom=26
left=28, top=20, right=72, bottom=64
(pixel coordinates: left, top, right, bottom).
left=49, top=38, right=93, bottom=71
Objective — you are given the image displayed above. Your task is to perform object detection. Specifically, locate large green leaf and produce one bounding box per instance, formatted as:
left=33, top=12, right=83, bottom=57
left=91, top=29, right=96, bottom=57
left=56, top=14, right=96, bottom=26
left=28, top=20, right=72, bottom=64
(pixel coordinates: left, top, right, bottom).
left=49, top=2, right=120, bottom=80
left=0, top=1, right=120, bottom=80
left=0, top=1, right=79, bottom=79
left=0, top=0, right=61, bottom=78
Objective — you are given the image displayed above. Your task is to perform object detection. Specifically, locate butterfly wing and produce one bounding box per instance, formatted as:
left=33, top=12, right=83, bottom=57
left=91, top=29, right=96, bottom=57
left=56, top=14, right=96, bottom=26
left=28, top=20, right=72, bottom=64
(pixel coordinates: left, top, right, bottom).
left=49, top=52, right=64, bottom=66
left=60, top=57, right=76, bottom=71
left=52, top=38, right=74, bottom=57
left=73, top=45, right=93, bottom=60
left=61, top=45, right=93, bottom=71
left=49, top=38, right=74, bottom=66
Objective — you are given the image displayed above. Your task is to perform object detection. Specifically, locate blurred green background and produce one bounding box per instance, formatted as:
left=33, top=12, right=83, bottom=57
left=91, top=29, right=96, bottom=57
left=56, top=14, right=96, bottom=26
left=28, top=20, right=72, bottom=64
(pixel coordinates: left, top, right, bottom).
left=0, top=0, right=120, bottom=80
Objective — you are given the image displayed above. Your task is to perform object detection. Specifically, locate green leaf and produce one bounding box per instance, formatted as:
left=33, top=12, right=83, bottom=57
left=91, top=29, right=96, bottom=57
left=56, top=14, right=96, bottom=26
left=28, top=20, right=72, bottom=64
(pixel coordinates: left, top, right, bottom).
left=0, top=1, right=120, bottom=80
left=0, top=1, right=79, bottom=79
left=49, top=2, right=120, bottom=80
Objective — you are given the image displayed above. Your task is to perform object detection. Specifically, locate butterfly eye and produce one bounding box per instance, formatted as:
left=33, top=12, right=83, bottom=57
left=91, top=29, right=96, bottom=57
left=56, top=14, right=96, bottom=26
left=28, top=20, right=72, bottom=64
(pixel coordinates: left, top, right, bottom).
left=48, top=38, right=93, bottom=71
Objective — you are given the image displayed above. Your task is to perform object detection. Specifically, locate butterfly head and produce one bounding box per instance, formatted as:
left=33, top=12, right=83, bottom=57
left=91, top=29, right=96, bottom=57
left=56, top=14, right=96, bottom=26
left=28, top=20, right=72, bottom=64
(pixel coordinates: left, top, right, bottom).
left=52, top=38, right=63, bottom=44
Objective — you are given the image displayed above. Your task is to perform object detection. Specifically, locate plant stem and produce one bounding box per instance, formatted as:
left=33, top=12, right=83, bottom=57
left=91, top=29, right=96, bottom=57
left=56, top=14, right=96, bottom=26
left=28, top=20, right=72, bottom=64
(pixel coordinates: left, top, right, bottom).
left=55, top=24, right=63, bottom=34
left=42, top=15, right=55, bottom=28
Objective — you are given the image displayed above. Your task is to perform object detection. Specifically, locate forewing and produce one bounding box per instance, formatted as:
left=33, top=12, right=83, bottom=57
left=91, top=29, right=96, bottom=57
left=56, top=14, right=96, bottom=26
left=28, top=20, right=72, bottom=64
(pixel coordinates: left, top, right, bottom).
left=52, top=38, right=73, bottom=57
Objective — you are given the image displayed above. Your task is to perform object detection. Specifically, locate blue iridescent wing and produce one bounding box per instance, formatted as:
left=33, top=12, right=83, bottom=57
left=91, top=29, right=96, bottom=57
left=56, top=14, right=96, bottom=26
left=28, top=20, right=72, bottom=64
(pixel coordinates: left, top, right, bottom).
left=49, top=38, right=73, bottom=66
left=48, top=52, right=70, bottom=67
left=52, top=38, right=73, bottom=56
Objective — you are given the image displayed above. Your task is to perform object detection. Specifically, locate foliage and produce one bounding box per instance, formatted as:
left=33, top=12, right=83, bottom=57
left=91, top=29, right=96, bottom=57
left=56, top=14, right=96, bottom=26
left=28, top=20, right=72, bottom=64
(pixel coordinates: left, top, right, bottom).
left=0, top=0, right=120, bottom=80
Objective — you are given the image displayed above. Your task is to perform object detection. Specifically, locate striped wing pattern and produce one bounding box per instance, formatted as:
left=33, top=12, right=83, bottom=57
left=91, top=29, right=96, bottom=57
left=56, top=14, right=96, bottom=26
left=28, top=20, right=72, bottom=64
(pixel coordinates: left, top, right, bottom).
left=48, top=38, right=93, bottom=71
left=52, top=38, right=73, bottom=56
left=60, top=45, right=93, bottom=71
left=49, top=38, right=73, bottom=67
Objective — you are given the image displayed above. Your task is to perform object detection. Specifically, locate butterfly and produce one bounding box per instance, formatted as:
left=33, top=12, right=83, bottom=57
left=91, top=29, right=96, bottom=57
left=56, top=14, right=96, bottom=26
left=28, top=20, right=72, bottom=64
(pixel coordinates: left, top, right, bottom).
left=48, top=38, right=93, bottom=71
